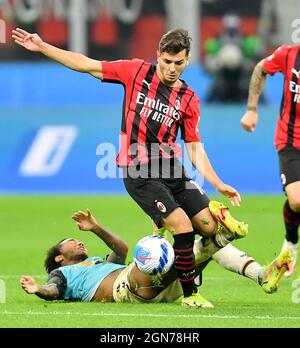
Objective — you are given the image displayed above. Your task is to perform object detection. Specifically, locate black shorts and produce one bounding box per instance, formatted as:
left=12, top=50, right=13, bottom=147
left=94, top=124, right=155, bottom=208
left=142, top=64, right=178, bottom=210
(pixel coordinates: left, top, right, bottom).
left=278, top=146, right=300, bottom=190
left=123, top=171, right=210, bottom=228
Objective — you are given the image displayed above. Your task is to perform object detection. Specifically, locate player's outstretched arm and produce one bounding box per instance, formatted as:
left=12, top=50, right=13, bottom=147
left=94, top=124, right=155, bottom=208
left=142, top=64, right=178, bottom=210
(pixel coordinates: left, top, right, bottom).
left=185, top=141, right=241, bottom=207
left=72, top=209, right=128, bottom=264
left=12, top=28, right=103, bottom=79
left=20, top=276, right=60, bottom=300
left=240, top=59, right=267, bottom=132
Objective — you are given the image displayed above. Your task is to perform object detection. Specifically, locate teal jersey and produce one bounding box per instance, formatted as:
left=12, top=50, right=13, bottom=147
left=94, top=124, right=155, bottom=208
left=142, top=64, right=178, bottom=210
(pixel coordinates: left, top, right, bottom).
left=59, top=257, right=126, bottom=302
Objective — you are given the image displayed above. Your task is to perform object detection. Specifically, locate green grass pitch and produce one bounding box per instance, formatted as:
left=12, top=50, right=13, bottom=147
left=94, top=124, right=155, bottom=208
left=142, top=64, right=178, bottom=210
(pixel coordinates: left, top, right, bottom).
left=0, top=195, right=299, bottom=328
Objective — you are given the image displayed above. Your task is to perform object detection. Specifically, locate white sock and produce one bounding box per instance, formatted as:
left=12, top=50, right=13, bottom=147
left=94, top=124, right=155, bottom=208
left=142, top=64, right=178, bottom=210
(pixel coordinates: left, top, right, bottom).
left=244, top=261, right=264, bottom=284
left=193, top=237, right=221, bottom=264
left=212, top=244, right=263, bottom=283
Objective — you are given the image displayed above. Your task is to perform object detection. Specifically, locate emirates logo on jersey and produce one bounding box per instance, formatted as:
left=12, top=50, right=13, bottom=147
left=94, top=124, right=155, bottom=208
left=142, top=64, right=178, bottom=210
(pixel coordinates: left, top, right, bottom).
left=156, top=201, right=167, bottom=213
left=289, top=68, right=300, bottom=103
left=136, top=92, right=182, bottom=126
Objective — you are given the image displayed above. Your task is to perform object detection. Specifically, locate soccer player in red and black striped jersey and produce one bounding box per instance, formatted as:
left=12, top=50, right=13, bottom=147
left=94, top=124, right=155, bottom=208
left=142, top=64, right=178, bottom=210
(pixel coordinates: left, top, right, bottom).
left=241, top=45, right=300, bottom=276
left=13, top=27, right=247, bottom=307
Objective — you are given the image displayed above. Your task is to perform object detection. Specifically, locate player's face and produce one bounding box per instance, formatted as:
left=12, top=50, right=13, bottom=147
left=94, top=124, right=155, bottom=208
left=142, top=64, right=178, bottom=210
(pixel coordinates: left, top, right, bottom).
left=157, top=49, right=189, bottom=87
left=60, top=239, right=88, bottom=261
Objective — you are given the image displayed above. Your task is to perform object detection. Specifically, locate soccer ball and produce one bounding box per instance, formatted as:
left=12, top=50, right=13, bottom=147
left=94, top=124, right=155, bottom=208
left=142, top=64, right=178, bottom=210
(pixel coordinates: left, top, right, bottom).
left=133, top=235, right=175, bottom=275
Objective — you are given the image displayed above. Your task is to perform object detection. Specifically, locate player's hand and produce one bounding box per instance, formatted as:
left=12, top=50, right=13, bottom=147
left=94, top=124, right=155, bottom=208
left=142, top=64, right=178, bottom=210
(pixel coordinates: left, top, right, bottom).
left=215, top=183, right=241, bottom=207
left=72, top=209, right=99, bottom=232
left=240, top=110, right=258, bottom=132
left=20, top=276, right=39, bottom=294
left=12, top=28, right=44, bottom=52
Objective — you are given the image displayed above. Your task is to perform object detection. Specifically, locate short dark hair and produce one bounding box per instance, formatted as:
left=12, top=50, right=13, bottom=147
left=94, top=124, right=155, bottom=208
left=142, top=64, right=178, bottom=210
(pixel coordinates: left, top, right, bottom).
left=44, top=239, right=66, bottom=274
left=159, top=28, right=192, bottom=55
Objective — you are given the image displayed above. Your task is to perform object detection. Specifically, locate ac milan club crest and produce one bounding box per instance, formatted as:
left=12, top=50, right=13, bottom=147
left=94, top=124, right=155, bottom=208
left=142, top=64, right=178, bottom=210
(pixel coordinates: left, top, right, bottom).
left=156, top=201, right=166, bottom=212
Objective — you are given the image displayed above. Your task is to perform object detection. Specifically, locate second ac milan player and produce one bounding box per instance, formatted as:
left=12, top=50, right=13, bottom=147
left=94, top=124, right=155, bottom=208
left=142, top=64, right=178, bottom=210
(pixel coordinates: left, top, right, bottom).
left=241, top=45, right=300, bottom=277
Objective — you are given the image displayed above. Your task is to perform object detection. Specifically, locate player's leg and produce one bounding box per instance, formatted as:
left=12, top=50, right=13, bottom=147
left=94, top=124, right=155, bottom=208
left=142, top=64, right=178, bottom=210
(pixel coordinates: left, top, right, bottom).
left=194, top=240, right=291, bottom=294
left=193, top=238, right=262, bottom=285
left=128, top=266, right=213, bottom=306
left=212, top=243, right=263, bottom=284
left=112, top=263, right=176, bottom=302
left=116, top=260, right=214, bottom=306
left=281, top=185, right=300, bottom=277
left=261, top=249, right=291, bottom=293
left=174, top=179, right=248, bottom=248
left=123, top=175, right=206, bottom=306
left=208, top=200, right=248, bottom=241
left=162, top=207, right=213, bottom=307
left=279, top=147, right=300, bottom=276
left=169, top=179, right=245, bottom=307
left=193, top=236, right=220, bottom=264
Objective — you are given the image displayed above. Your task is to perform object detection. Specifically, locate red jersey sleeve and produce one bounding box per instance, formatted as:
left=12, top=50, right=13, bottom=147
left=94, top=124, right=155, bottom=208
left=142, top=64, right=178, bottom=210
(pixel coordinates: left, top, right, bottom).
left=181, top=94, right=201, bottom=142
left=101, top=59, right=144, bottom=85
left=263, top=45, right=290, bottom=75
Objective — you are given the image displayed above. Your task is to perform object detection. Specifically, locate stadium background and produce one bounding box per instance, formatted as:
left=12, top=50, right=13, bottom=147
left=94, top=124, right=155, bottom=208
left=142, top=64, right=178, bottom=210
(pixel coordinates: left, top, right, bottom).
left=0, top=0, right=299, bottom=329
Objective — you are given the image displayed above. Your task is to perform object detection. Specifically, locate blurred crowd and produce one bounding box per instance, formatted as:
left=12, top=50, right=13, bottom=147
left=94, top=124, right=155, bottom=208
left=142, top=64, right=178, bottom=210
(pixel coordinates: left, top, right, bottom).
left=1, top=0, right=298, bottom=103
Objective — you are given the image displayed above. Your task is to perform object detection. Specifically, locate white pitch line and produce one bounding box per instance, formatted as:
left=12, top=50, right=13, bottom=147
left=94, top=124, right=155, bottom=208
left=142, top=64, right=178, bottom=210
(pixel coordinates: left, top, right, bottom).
left=0, top=311, right=300, bottom=321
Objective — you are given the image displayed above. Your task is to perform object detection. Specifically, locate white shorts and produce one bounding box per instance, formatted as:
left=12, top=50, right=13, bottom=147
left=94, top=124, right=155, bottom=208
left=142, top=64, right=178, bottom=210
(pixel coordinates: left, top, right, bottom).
left=112, top=263, right=183, bottom=303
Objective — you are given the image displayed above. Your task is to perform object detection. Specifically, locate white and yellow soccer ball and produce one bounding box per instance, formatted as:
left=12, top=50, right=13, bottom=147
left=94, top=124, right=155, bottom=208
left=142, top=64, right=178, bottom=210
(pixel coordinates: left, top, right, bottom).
left=133, top=235, right=175, bottom=275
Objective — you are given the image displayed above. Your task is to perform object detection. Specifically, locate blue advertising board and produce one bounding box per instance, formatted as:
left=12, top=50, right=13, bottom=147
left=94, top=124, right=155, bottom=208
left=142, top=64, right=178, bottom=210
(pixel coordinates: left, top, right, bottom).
left=0, top=63, right=282, bottom=193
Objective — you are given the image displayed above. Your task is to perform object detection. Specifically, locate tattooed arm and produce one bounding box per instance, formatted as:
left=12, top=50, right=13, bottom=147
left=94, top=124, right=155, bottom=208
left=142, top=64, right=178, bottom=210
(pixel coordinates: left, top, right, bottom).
left=240, top=60, right=267, bottom=132
left=20, top=270, right=66, bottom=301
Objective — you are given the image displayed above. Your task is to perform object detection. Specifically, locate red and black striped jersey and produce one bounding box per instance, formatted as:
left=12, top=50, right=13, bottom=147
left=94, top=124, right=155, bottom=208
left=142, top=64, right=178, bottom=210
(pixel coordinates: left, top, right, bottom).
left=264, top=45, right=300, bottom=150
left=101, top=59, right=200, bottom=166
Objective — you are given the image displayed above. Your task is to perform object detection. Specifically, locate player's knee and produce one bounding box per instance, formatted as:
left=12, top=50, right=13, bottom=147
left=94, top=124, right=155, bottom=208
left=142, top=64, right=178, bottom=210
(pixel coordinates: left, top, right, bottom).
left=163, top=218, right=192, bottom=234
left=162, top=209, right=193, bottom=233
left=200, top=222, right=217, bottom=237
left=170, top=221, right=193, bottom=233
left=289, top=201, right=300, bottom=213
left=193, top=218, right=217, bottom=238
